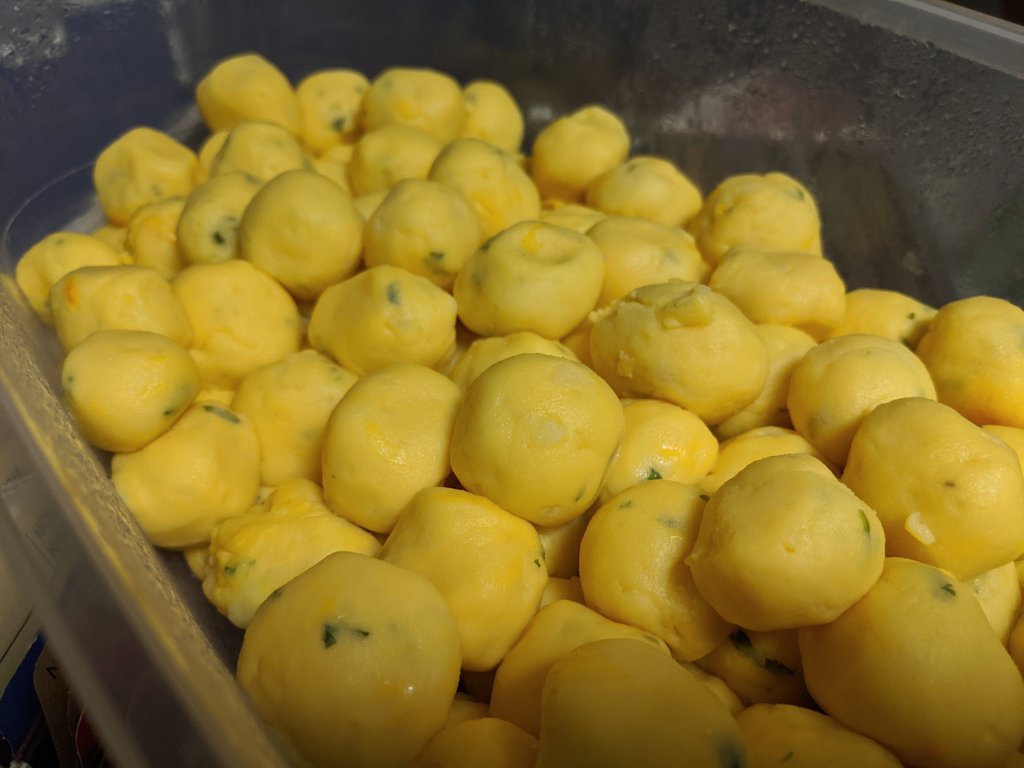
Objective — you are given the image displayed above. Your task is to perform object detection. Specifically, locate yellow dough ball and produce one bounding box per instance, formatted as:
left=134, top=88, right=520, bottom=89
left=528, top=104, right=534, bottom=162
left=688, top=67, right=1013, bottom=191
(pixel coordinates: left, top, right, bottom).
left=15, top=232, right=123, bottom=322
left=239, top=169, right=363, bottom=299
left=312, top=143, right=355, bottom=194
left=580, top=481, right=733, bottom=660
left=415, top=718, right=537, bottom=768
left=708, top=248, right=846, bottom=340
left=536, top=511, right=591, bottom=579
left=195, top=53, right=300, bottom=136
left=962, top=561, right=1022, bottom=644
left=530, top=106, right=630, bottom=202
left=701, top=426, right=829, bottom=495
left=590, top=281, right=770, bottom=425
left=688, top=173, right=822, bottom=265
left=124, top=197, right=186, bottom=279
left=539, top=202, right=606, bottom=233
left=428, top=138, right=541, bottom=240
left=454, top=221, right=604, bottom=339
left=585, top=156, right=703, bottom=227
left=798, top=557, right=1024, bottom=768
left=600, top=398, right=718, bottom=501
left=236, top=552, right=461, bottom=768
left=322, top=364, right=460, bottom=533
left=842, top=397, right=1024, bottom=579
left=61, top=329, right=200, bottom=453
left=182, top=544, right=209, bottom=580
left=681, top=662, right=745, bottom=715
left=364, top=179, right=481, bottom=287
left=586, top=217, right=705, bottom=308
left=209, top=121, right=311, bottom=182
left=177, top=172, right=264, bottom=265
left=353, top=189, right=388, bottom=220
left=90, top=223, right=127, bottom=251
left=737, top=704, right=903, bottom=768
left=787, top=333, right=936, bottom=466
left=540, top=576, right=585, bottom=608
left=985, top=424, right=1024, bottom=470
left=916, top=295, right=1024, bottom=427
left=489, top=599, right=670, bottom=736
left=93, top=127, right=197, bottom=225
left=296, top=68, right=368, bottom=154
left=715, top=325, right=817, bottom=440
left=536, top=639, right=746, bottom=768
left=203, top=479, right=379, bottom=627
left=450, top=354, right=624, bottom=526
left=172, top=259, right=302, bottom=388
left=379, top=487, right=547, bottom=671
left=442, top=693, right=489, bottom=729
left=360, top=67, right=464, bottom=143
left=308, top=265, right=457, bottom=374
left=348, top=124, right=443, bottom=195
left=193, top=130, right=228, bottom=185
left=688, top=453, right=886, bottom=630
left=459, top=80, right=524, bottom=154
left=697, top=628, right=814, bottom=708
left=449, top=331, right=577, bottom=390
left=112, top=401, right=260, bottom=547
left=828, top=287, right=936, bottom=347
left=49, top=265, right=193, bottom=351
left=231, top=350, right=358, bottom=486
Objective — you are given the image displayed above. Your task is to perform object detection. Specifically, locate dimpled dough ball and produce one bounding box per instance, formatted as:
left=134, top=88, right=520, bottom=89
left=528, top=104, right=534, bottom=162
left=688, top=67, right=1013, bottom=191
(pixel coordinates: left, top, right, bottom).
left=590, top=281, right=770, bottom=425
left=454, top=221, right=604, bottom=339
left=231, top=350, right=358, bottom=486
left=209, top=122, right=311, bottom=182
left=172, top=259, right=302, bottom=388
left=688, top=173, right=822, bottom=266
left=203, top=479, right=379, bottom=627
left=415, top=717, right=537, bottom=768
left=530, top=106, right=630, bottom=202
left=111, top=401, right=260, bottom=547
left=579, top=480, right=734, bottom=661
left=539, top=203, right=606, bottom=234
left=124, top=197, right=187, bottom=279
left=195, top=53, right=300, bottom=136
left=177, top=172, right=264, bottom=265
left=600, top=399, right=718, bottom=501
left=236, top=552, right=462, bottom=768
left=16, top=232, right=123, bottom=322
left=916, top=295, right=1024, bottom=427
left=379, top=487, right=547, bottom=671
left=536, top=639, right=746, bottom=768
left=450, top=354, right=624, bottom=526
left=842, top=397, right=1024, bottom=579
left=697, top=628, right=814, bottom=708
left=449, top=331, right=578, bottom=390
left=360, top=67, right=465, bottom=143
left=586, top=217, right=705, bottom=308
left=322, top=364, right=461, bottom=533
left=460, top=80, right=525, bottom=154
left=715, top=325, right=818, bottom=440
left=585, top=156, right=703, bottom=227
left=736, top=704, right=903, bottom=768
left=93, top=127, right=197, bottom=225
left=798, top=557, right=1024, bottom=768
left=429, top=138, right=541, bottom=240
left=688, top=453, right=886, bottom=630
left=828, top=287, right=936, bottom=347
left=962, top=561, right=1021, bottom=644
left=489, top=599, right=670, bottom=737
left=296, top=68, right=368, bottom=154
left=50, top=265, right=193, bottom=351
left=348, top=124, right=443, bottom=195
left=787, top=333, right=936, bottom=466
left=61, top=330, right=200, bottom=453
left=239, top=170, right=363, bottom=299
left=700, top=426, right=829, bottom=495
left=364, top=179, right=481, bottom=288
left=708, top=248, right=846, bottom=340
left=308, top=265, right=457, bottom=375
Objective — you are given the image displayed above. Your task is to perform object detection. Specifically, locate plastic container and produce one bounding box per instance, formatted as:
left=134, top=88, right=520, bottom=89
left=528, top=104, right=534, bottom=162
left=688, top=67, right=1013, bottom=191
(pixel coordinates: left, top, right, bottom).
left=0, top=1, right=1021, bottom=764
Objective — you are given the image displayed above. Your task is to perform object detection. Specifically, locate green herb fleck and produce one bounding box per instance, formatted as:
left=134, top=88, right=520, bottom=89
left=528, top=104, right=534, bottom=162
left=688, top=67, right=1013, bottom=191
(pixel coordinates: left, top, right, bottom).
left=428, top=250, right=445, bottom=262
left=212, top=230, right=226, bottom=245
left=386, top=283, right=401, bottom=305
left=781, top=751, right=795, bottom=762
left=940, top=582, right=957, bottom=598
left=323, top=619, right=371, bottom=648
left=786, top=186, right=805, bottom=201
left=943, top=479, right=957, bottom=488
left=151, top=183, right=163, bottom=196
left=858, top=508, right=870, bottom=534
left=619, top=499, right=633, bottom=508
left=471, top=271, right=485, bottom=286
left=533, top=558, right=542, bottom=568
left=331, top=116, right=347, bottom=132
left=223, top=559, right=255, bottom=576
left=202, top=403, right=241, bottom=424
left=907, top=312, right=917, bottom=320
left=268, top=588, right=283, bottom=600
left=574, top=486, right=587, bottom=501
left=729, top=629, right=795, bottom=675
left=658, top=516, right=683, bottom=530
left=646, top=467, right=663, bottom=481
left=699, top=493, right=710, bottom=502
left=717, top=737, right=746, bottom=768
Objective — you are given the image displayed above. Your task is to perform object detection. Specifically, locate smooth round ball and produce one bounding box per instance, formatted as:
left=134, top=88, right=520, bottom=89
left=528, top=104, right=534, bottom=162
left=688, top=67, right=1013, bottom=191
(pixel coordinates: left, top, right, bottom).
left=237, top=552, right=461, bottom=768
left=585, top=156, right=702, bottom=227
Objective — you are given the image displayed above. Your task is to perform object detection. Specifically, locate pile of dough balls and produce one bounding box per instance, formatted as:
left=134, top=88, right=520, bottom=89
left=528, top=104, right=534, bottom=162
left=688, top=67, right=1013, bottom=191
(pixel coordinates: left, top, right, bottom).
left=16, top=51, right=1024, bottom=768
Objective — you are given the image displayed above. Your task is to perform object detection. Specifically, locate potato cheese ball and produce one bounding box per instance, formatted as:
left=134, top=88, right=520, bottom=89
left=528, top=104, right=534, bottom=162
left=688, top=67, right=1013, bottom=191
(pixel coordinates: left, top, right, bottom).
left=17, top=51, right=1024, bottom=767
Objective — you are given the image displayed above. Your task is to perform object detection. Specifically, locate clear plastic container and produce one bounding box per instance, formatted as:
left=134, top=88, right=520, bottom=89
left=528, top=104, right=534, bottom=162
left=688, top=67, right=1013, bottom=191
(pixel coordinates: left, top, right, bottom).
left=0, top=0, right=1021, bottom=764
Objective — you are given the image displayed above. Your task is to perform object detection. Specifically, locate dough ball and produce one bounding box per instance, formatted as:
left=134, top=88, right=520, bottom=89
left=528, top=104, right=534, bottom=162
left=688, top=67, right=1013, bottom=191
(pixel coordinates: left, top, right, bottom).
left=697, top=628, right=814, bottom=708
left=209, top=121, right=311, bottom=182
left=449, top=331, right=577, bottom=390
left=360, top=67, right=465, bottom=143
left=193, top=130, right=228, bottom=186
left=828, top=287, right=936, bottom=347
left=177, top=172, right=264, bottom=265
left=296, top=68, right=368, bottom=154
left=961, top=561, right=1021, bottom=644
left=585, top=156, right=702, bottom=227
left=700, top=426, right=830, bottom=495
left=195, top=53, right=300, bottom=136
left=530, top=106, right=630, bottom=202
left=535, top=512, right=591, bottom=580
left=124, top=197, right=187, bottom=279
left=415, top=718, right=537, bottom=768
left=459, top=80, right=524, bottom=154
left=348, top=124, right=443, bottom=195
left=539, top=202, right=606, bottom=234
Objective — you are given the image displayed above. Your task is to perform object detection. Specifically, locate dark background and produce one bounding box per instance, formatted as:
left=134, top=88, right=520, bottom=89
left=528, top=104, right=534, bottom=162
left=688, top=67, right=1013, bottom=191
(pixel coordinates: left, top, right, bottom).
left=952, top=0, right=1024, bottom=22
